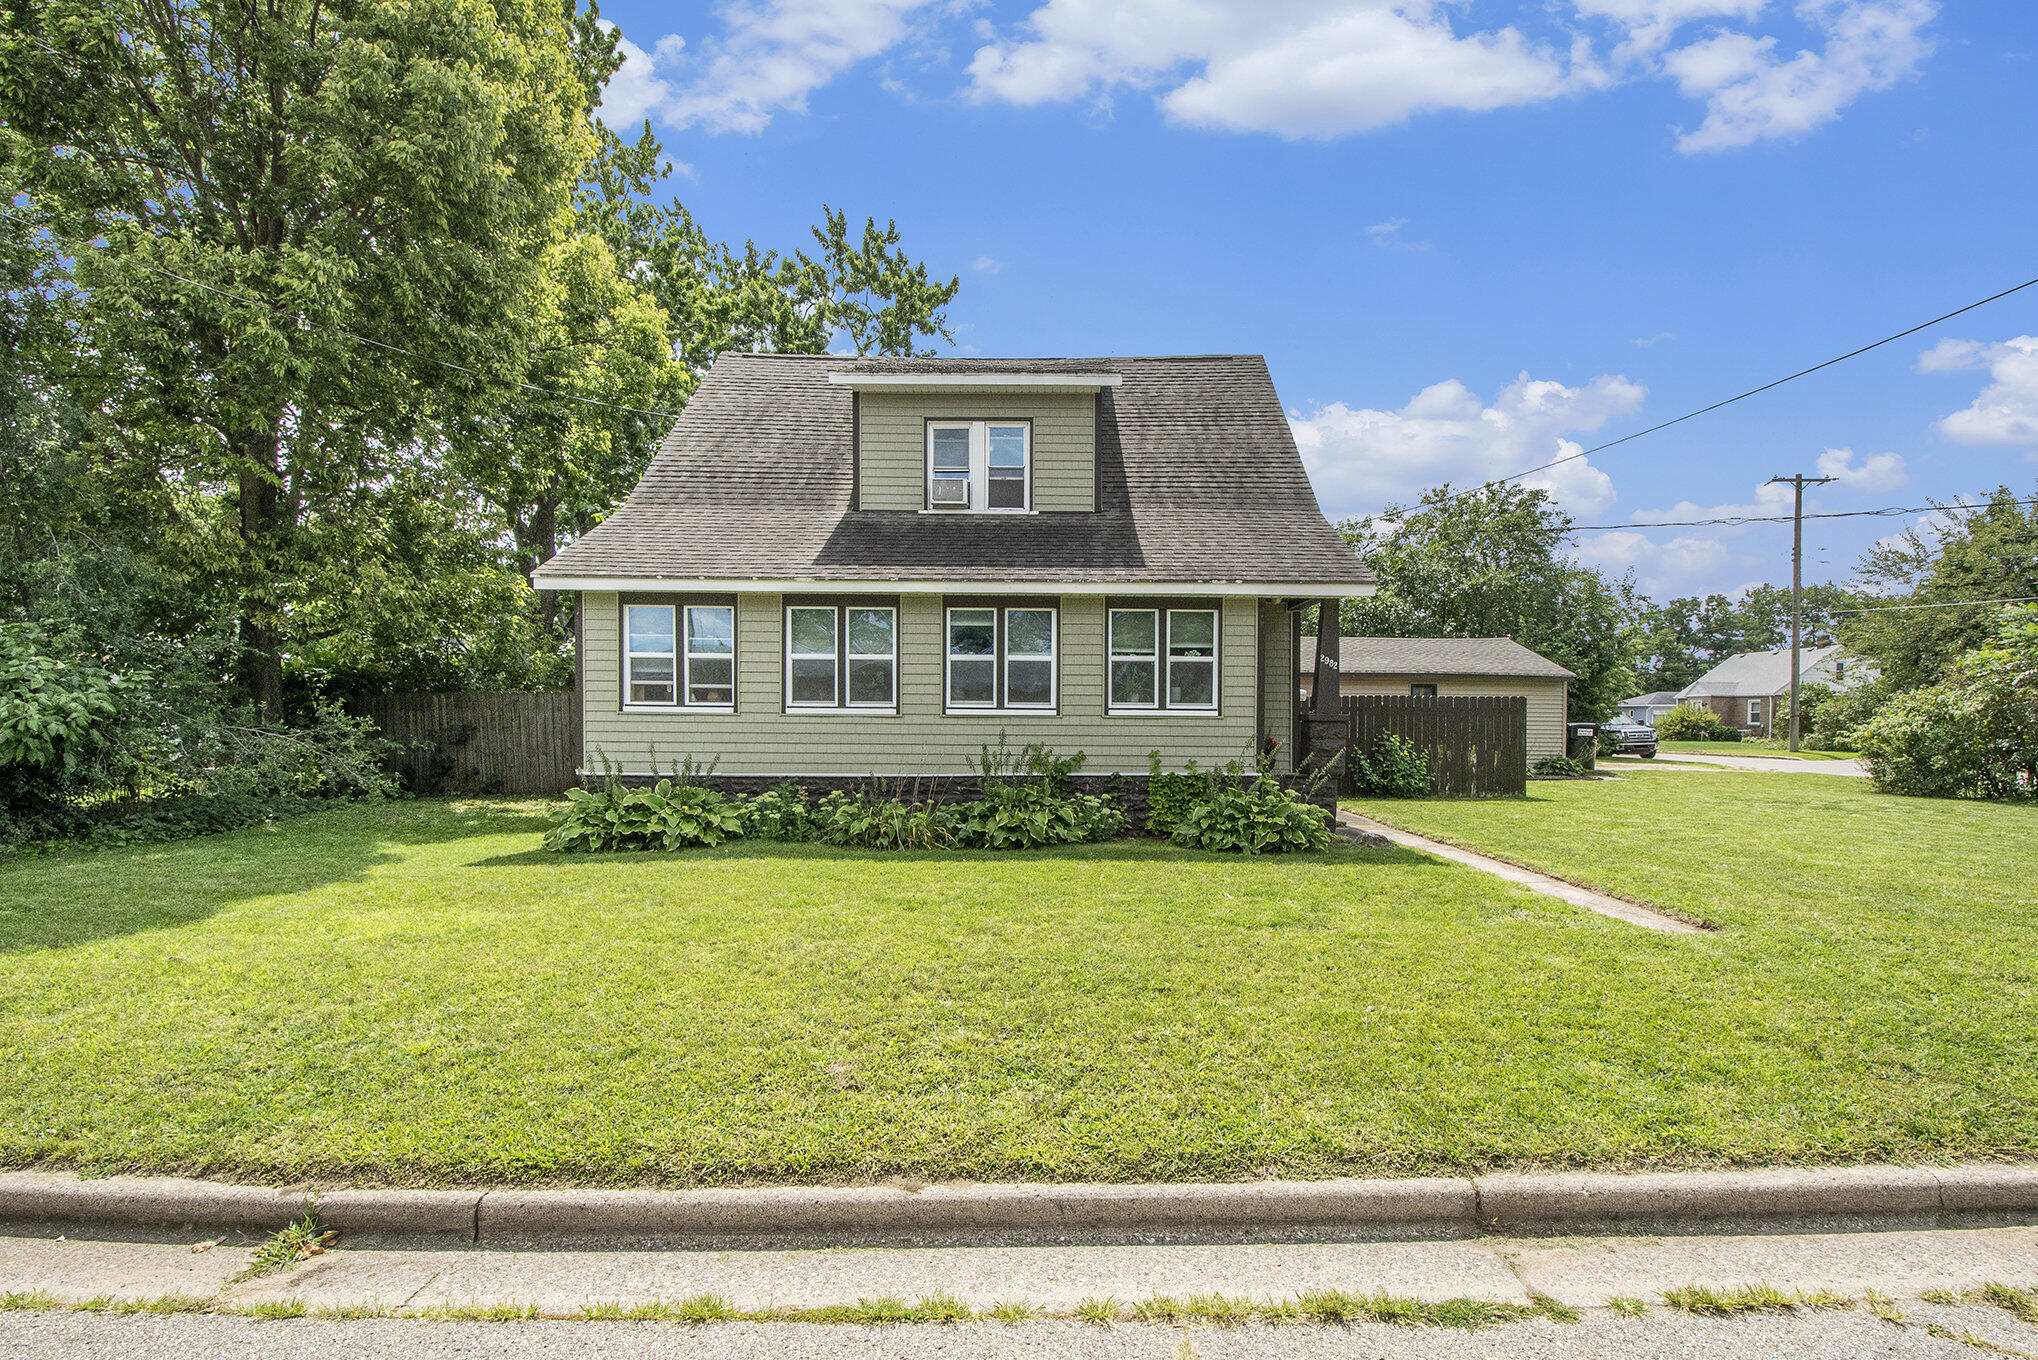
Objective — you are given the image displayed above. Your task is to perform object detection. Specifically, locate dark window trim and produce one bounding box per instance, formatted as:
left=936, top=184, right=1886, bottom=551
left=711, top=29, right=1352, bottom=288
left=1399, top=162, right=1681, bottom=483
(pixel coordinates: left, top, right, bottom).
left=618, top=592, right=738, bottom=712
left=922, top=416, right=1035, bottom=513
left=1410, top=683, right=1439, bottom=699
left=1103, top=596, right=1222, bottom=715
left=941, top=596, right=1060, bottom=713
left=782, top=596, right=901, bottom=714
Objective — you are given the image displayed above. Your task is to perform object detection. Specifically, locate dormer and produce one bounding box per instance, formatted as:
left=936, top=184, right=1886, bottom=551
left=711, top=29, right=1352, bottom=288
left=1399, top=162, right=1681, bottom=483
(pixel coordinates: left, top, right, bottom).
left=827, top=368, right=1121, bottom=514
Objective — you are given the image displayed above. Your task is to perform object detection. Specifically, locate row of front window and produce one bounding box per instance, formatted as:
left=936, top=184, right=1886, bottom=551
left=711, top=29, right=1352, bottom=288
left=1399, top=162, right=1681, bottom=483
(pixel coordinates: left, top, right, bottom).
left=621, top=600, right=1221, bottom=715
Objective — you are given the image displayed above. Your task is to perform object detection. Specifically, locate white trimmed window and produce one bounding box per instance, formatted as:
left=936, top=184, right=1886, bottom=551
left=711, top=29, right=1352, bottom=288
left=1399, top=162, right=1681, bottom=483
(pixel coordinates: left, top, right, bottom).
left=1108, top=609, right=1158, bottom=708
left=946, top=605, right=1056, bottom=711
left=624, top=601, right=734, bottom=709
left=1166, top=609, right=1217, bottom=709
left=926, top=420, right=1030, bottom=512
left=685, top=605, right=735, bottom=705
left=1747, top=698, right=1763, bottom=727
left=786, top=604, right=897, bottom=711
left=1410, top=683, right=1438, bottom=699
left=1107, top=607, right=1217, bottom=713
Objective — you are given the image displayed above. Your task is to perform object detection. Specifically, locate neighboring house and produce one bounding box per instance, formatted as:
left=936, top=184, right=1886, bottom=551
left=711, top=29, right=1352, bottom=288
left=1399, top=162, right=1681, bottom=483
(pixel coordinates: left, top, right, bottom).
left=1618, top=690, right=1681, bottom=725
left=1674, top=645, right=1879, bottom=737
left=1297, top=636, right=1574, bottom=761
left=530, top=353, right=1375, bottom=795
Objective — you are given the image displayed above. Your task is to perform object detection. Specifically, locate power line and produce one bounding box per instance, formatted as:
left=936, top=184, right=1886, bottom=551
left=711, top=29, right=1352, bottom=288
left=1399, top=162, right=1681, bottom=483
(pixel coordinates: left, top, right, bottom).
left=1563, top=493, right=2038, bottom=533
left=0, top=206, right=689, bottom=422
left=1487, top=273, right=2038, bottom=490
left=1835, top=596, right=2038, bottom=614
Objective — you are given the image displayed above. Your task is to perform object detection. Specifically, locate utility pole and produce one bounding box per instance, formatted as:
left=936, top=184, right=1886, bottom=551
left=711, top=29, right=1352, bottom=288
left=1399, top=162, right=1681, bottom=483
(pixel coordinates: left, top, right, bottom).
left=1767, top=472, right=1835, bottom=751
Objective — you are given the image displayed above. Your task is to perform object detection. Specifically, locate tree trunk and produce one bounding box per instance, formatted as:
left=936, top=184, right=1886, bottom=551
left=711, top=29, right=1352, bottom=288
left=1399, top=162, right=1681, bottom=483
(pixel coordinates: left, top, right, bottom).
left=517, top=497, right=562, bottom=635
left=235, top=442, right=287, bottom=723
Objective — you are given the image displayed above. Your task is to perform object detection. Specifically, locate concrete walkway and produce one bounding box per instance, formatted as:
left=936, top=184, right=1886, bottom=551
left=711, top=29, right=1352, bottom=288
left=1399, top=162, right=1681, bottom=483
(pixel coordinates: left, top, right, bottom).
left=8, top=1306, right=2038, bottom=1359
left=4, top=1224, right=2038, bottom=1360
left=1607, top=753, right=1870, bottom=777
left=1337, top=812, right=1702, bottom=934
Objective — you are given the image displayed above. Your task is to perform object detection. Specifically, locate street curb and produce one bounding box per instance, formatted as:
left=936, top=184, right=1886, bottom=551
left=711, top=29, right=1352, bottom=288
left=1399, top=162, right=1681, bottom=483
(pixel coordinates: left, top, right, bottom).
left=0, top=1165, right=2032, bottom=1249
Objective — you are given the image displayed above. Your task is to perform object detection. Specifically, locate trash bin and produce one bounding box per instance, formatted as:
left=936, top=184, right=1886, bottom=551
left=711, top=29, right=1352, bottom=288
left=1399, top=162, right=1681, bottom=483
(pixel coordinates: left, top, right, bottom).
left=1567, top=722, right=1600, bottom=770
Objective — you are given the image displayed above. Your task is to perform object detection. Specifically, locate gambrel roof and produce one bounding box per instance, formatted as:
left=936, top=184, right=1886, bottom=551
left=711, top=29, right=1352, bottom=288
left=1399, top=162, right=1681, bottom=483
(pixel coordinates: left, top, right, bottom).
left=533, top=353, right=1372, bottom=591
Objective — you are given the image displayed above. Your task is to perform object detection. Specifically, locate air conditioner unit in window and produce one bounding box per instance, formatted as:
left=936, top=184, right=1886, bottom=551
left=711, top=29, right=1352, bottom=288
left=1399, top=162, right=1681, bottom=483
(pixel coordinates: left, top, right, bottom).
left=931, top=477, right=969, bottom=506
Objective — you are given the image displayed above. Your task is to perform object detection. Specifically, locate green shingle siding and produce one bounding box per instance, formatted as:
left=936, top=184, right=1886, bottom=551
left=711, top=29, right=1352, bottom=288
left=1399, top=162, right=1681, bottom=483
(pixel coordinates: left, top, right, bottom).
left=581, top=591, right=1258, bottom=774
left=854, top=391, right=1097, bottom=512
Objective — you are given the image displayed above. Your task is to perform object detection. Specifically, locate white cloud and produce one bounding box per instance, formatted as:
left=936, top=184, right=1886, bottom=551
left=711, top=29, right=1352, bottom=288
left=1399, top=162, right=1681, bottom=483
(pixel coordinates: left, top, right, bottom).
left=970, top=255, right=1003, bottom=273
left=967, top=0, right=1583, bottom=137
left=1631, top=331, right=1676, bottom=347
left=601, top=0, right=946, bottom=135
left=1919, top=336, right=2038, bottom=447
left=1367, top=217, right=1432, bottom=250
left=1815, top=446, right=1907, bottom=490
left=1289, top=371, right=1646, bottom=518
left=1574, top=529, right=1738, bottom=592
left=1629, top=479, right=1796, bottom=524
left=599, top=1, right=1937, bottom=150
left=1573, top=0, right=1767, bottom=56
left=1664, top=1, right=1938, bottom=153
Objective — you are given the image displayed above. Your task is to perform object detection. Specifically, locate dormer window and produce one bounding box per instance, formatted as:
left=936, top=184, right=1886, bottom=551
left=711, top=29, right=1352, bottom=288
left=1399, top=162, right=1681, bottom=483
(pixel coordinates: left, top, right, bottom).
left=926, top=420, right=1030, bottom=512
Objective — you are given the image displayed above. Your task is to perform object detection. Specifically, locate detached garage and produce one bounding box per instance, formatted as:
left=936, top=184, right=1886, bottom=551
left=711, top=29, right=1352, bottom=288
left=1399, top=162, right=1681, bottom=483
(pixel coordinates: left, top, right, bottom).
left=1299, top=636, right=1575, bottom=762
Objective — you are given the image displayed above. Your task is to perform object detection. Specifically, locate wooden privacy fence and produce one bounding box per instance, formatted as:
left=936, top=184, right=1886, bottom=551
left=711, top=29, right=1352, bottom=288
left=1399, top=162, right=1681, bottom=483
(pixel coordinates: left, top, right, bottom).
left=1342, top=694, right=1527, bottom=798
left=347, top=691, right=579, bottom=795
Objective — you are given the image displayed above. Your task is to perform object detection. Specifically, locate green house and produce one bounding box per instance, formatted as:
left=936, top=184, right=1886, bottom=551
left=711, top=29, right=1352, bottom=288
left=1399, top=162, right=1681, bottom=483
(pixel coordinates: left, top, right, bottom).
left=532, top=353, right=1374, bottom=793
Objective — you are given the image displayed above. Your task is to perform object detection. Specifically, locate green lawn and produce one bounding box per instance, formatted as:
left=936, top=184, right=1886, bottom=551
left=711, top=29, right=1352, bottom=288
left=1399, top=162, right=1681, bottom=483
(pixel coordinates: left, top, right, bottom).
left=1656, top=740, right=1859, bottom=760
left=1, top=790, right=2032, bottom=1188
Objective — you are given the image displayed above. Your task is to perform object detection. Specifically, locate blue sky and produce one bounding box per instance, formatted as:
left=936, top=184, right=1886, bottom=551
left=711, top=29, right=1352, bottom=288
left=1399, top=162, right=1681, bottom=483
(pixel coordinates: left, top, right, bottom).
left=593, top=0, right=2038, bottom=600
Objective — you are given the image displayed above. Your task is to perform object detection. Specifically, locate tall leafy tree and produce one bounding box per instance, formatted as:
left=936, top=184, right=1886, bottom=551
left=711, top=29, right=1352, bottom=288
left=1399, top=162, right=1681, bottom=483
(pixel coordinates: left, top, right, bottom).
left=1845, top=486, right=2038, bottom=689
left=1636, top=583, right=1867, bottom=689
left=1, top=0, right=592, bottom=718
left=1336, top=483, right=1645, bottom=719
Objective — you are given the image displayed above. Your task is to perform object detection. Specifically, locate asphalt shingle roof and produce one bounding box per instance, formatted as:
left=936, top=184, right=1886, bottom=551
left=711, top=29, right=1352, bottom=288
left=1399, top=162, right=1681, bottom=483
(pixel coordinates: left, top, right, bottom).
left=1676, top=646, right=1841, bottom=698
left=534, top=353, right=1372, bottom=588
left=1299, top=636, right=1575, bottom=680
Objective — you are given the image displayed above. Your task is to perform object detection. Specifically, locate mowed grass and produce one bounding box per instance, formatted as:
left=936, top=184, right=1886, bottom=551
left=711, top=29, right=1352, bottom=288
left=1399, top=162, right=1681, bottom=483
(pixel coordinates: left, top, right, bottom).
left=0, top=787, right=2032, bottom=1187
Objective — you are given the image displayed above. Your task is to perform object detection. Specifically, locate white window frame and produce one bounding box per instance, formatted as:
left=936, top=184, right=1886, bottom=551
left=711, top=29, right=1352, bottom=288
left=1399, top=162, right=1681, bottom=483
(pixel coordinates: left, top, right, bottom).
left=785, top=604, right=898, bottom=713
left=925, top=420, right=1031, bottom=513
left=785, top=606, right=840, bottom=711
left=843, top=605, right=898, bottom=710
left=1747, top=698, right=1764, bottom=727
left=1164, top=608, right=1219, bottom=712
left=1105, top=605, right=1222, bottom=716
left=1004, top=606, right=1057, bottom=711
left=683, top=604, right=736, bottom=708
left=624, top=603, right=678, bottom=707
left=1106, top=608, right=1160, bottom=712
left=622, top=600, right=736, bottom=712
left=944, top=605, right=1056, bottom=712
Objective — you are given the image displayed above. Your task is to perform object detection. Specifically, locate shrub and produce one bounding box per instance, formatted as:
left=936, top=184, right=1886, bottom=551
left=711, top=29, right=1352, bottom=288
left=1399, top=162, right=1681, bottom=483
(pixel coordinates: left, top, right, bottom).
left=813, top=786, right=955, bottom=850
left=1654, top=706, right=1739, bottom=742
left=1170, top=775, right=1332, bottom=854
left=543, top=776, right=744, bottom=852
left=952, top=787, right=1125, bottom=849
left=739, top=781, right=818, bottom=841
left=1532, top=755, right=1587, bottom=777
left=0, top=622, right=119, bottom=811
left=1855, top=606, right=2038, bottom=799
left=1143, top=752, right=1202, bottom=837
left=1350, top=733, right=1430, bottom=797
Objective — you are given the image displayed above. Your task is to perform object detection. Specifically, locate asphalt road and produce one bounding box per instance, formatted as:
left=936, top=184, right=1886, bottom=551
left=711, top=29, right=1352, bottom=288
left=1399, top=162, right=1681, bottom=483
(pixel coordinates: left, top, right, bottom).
left=4, top=1307, right=2035, bottom=1359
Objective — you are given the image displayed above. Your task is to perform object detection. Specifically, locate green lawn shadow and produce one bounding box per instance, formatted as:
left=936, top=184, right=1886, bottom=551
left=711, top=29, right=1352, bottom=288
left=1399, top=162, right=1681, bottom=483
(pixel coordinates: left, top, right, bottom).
left=0, top=800, right=548, bottom=955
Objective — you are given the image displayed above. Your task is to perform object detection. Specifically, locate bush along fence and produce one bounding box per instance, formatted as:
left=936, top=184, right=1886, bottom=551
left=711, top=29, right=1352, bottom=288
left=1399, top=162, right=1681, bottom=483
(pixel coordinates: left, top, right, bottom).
left=1341, top=695, right=1528, bottom=798
left=547, top=744, right=1338, bottom=856
left=344, top=691, right=579, bottom=795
